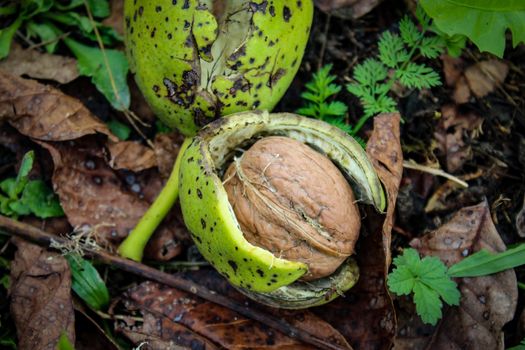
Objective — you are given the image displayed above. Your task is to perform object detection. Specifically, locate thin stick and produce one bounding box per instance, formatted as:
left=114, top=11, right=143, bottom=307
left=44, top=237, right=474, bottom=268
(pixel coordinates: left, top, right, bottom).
left=403, top=160, right=469, bottom=188
left=0, top=215, right=346, bottom=350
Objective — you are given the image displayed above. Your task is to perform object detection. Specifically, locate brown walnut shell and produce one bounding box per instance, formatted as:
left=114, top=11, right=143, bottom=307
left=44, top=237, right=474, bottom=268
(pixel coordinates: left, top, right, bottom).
left=223, top=136, right=361, bottom=280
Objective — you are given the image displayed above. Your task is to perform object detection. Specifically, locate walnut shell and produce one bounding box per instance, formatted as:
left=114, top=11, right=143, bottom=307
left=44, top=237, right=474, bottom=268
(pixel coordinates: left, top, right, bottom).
left=223, top=136, right=361, bottom=280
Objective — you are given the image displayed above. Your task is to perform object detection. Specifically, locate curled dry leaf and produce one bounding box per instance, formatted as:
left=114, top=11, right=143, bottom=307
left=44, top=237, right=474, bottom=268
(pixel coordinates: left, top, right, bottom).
left=314, top=113, right=402, bottom=350
left=315, top=0, right=383, bottom=19
left=0, top=70, right=116, bottom=142
left=403, top=201, right=518, bottom=349
left=118, top=276, right=351, bottom=350
left=40, top=140, right=186, bottom=258
left=434, top=104, right=483, bottom=173
left=9, top=238, right=75, bottom=350
left=106, top=140, right=157, bottom=172
left=0, top=44, right=79, bottom=84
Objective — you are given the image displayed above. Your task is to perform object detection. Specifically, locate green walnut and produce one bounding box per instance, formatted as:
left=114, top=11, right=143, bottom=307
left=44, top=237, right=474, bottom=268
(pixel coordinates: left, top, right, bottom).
left=179, top=111, right=385, bottom=308
left=124, top=0, right=314, bottom=136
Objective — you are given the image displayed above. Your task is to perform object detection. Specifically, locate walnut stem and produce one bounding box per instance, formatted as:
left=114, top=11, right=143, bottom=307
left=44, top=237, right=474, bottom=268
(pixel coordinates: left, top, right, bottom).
left=0, top=214, right=346, bottom=350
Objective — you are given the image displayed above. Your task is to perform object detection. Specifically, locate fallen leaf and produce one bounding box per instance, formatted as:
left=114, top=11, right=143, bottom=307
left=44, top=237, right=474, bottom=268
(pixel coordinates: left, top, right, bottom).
left=106, top=140, right=157, bottom=172
left=515, top=195, right=525, bottom=238
left=0, top=44, right=79, bottom=84
left=465, top=60, right=509, bottom=98
left=314, top=113, right=402, bottom=350
left=434, top=104, right=483, bottom=173
left=40, top=139, right=185, bottom=256
left=9, top=238, right=75, bottom=350
left=0, top=70, right=116, bottom=142
left=315, top=0, right=383, bottom=19
left=118, top=276, right=352, bottom=350
left=102, top=0, right=125, bottom=37
left=405, top=201, right=518, bottom=349
left=153, top=131, right=185, bottom=179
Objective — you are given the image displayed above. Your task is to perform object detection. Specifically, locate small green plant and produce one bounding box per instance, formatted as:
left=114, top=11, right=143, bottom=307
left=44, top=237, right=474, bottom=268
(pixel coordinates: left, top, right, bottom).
left=388, top=244, right=525, bottom=325
left=420, top=0, right=525, bottom=58
left=346, top=14, right=443, bottom=134
left=296, top=64, right=366, bottom=147
left=0, top=0, right=130, bottom=110
left=0, top=151, right=63, bottom=219
left=508, top=338, right=525, bottom=350
left=66, top=254, right=110, bottom=311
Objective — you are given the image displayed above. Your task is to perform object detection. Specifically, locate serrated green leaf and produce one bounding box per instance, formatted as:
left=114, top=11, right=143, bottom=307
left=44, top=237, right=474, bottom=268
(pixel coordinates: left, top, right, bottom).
left=54, top=0, right=110, bottom=18
left=296, top=106, right=317, bottom=118
left=0, top=16, right=23, bottom=60
left=353, top=59, right=388, bottom=86
left=107, top=118, right=131, bottom=140
left=449, top=244, right=525, bottom=278
left=20, top=180, right=64, bottom=218
left=64, top=38, right=130, bottom=110
left=399, top=16, right=421, bottom=48
left=26, top=21, right=62, bottom=53
left=396, top=62, right=441, bottom=89
left=378, top=32, right=409, bottom=68
left=42, top=11, right=93, bottom=34
left=419, top=36, right=445, bottom=58
left=66, top=255, right=109, bottom=310
left=321, top=101, right=347, bottom=117
left=413, top=282, right=443, bottom=325
left=57, top=332, right=75, bottom=350
left=420, top=0, right=525, bottom=57
left=387, top=265, right=415, bottom=295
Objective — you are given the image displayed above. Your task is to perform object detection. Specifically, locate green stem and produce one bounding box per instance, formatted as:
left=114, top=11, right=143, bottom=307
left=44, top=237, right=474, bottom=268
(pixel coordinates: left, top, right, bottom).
left=118, top=137, right=192, bottom=261
left=518, top=282, right=525, bottom=291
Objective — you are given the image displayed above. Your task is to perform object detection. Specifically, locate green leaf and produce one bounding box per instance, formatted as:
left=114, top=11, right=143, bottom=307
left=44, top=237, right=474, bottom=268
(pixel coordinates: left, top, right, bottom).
left=42, top=11, right=93, bottom=34
left=20, top=180, right=64, bottom=218
left=20, top=0, right=54, bottom=18
left=449, top=244, right=525, bottom=278
left=0, top=16, right=23, bottom=59
left=107, top=118, right=131, bottom=140
left=418, top=36, right=445, bottom=59
left=396, top=62, right=441, bottom=89
left=54, top=0, right=110, bottom=18
left=14, top=150, right=35, bottom=197
left=378, top=32, right=409, bottom=68
left=352, top=59, right=388, bottom=86
left=57, top=332, right=75, bottom=350
left=26, top=21, right=63, bottom=53
left=420, top=0, right=525, bottom=57
left=507, top=338, right=525, bottom=350
left=64, top=38, right=130, bottom=110
left=0, top=275, right=9, bottom=290
left=66, top=254, right=109, bottom=310
left=399, top=16, right=421, bottom=48
left=0, top=179, right=17, bottom=200
left=8, top=200, right=31, bottom=216
left=155, top=120, right=172, bottom=134
left=388, top=248, right=460, bottom=325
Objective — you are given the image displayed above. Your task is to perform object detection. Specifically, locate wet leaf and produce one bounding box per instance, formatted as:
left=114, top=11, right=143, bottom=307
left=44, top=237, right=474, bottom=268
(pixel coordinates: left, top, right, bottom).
left=0, top=70, right=116, bottom=142
left=10, top=239, right=75, bottom=350
left=118, top=276, right=351, bottom=350
left=40, top=140, right=185, bottom=255
left=314, top=113, right=402, bottom=349
left=106, top=140, right=156, bottom=172
left=464, top=59, right=509, bottom=98
left=315, top=0, right=384, bottom=19
left=403, top=201, right=518, bottom=349
left=0, top=44, right=79, bottom=84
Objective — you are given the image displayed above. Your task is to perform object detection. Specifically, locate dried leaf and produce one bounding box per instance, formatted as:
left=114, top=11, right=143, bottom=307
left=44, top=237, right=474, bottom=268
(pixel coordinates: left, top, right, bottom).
left=0, top=44, right=79, bottom=84
left=465, top=60, right=509, bottom=98
left=40, top=140, right=184, bottom=256
left=515, top=195, right=525, bottom=238
left=10, top=239, right=75, bottom=350
left=315, top=0, right=383, bottom=19
left=153, top=131, right=185, bottom=179
left=434, top=105, right=483, bottom=173
left=405, top=201, right=518, bottom=349
left=119, top=276, right=351, bottom=350
left=314, top=113, right=402, bottom=349
left=107, top=140, right=156, bottom=172
left=102, top=0, right=125, bottom=36
left=0, top=70, right=116, bottom=142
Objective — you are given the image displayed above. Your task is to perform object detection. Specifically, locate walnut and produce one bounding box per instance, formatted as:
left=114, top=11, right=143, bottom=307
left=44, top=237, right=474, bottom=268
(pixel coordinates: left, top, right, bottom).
left=223, top=136, right=361, bottom=280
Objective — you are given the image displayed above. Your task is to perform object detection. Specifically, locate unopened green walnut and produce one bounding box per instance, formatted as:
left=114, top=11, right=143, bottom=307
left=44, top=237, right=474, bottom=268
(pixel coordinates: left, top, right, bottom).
left=179, top=111, right=385, bottom=308
left=124, top=0, right=314, bottom=136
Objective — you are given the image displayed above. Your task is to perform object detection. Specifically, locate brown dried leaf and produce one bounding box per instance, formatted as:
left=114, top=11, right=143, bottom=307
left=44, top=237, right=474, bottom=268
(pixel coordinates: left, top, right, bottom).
left=314, top=113, right=402, bottom=350
left=119, top=277, right=351, bottom=350
left=314, top=0, right=383, bottom=19
left=102, top=0, right=124, bottom=36
left=0, top=70, right=116, bottom=141
left=40, top=140, right=184, bottom=256
left=405, top=201, right=518, bottom=349
left=153, top=131, right=185, bottom=179
left=465, top=59, right=509, bottom=98
left=442, top=55, right=465, bottom=87
left=107, top=140, right=157, bottom=172
left=0, top=44, right=79, bottom=84
left=515, top=195, right=525, bottom=238
left=10, top=239, right=75, bottom=350
left=434, top=104, right=483, bottom=173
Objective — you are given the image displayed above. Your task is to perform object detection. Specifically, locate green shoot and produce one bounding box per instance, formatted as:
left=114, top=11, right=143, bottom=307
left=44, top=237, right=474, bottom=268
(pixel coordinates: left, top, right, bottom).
left=66, top=254, right=110, bottom=311
left=347, top=15, right=443, bottom=134
left=0, top=151, right=63, bottom=219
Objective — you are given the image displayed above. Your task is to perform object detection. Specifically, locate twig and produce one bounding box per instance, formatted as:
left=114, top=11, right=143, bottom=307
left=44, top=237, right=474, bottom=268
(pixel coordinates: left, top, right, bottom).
left=403, top=160, right=469, bottom=188
left=0, top=215, right=346, bottom=350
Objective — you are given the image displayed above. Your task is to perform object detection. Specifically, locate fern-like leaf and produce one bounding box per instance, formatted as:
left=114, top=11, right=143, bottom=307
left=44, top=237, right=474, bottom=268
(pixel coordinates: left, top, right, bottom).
left=419, top=36, right=445, bottom=58
left=378, top=32, right=409, bottom=68
left=400, top=16, right=421, bottom=48
left=396, top=62, right=441, bottom=89
left=353, top=59, right=388, bottom=86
